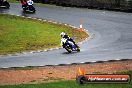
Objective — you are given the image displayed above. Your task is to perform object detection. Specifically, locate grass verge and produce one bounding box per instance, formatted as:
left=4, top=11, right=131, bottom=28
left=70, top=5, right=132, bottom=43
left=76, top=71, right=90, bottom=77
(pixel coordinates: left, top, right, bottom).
left=0, top=14, right=88, bottom=55
left=7, top=0, right=20, bottom=3
left=0, top=70, right=132, bottom=88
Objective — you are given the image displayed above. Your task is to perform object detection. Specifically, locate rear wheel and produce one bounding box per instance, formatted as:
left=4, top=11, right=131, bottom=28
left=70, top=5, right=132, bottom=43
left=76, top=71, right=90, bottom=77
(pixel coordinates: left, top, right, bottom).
left=65, top=45, right=72, bottom=53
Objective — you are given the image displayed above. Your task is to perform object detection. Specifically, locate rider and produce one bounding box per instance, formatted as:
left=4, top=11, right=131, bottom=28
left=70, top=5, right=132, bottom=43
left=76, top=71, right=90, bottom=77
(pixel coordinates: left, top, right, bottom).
left=0, top=0, right=5, bottom=2
left=27, top=0, right=34, bottom=10
left=60, top=32, right=77, bottom=48
left=27, top=0, right=33, bottom=5
left=0, top=0, right=6, bottom=4
left=21, top=0, right=28, bottom=9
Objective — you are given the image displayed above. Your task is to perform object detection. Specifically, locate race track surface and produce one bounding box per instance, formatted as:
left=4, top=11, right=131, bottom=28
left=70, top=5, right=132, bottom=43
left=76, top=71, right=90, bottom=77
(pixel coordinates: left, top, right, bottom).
left=0, top=3, right=132, bottom=68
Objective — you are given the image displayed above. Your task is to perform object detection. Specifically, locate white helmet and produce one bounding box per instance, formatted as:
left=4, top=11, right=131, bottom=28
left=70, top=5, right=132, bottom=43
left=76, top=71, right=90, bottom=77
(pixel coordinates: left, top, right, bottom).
left=60, top=32, right=65, bottom=37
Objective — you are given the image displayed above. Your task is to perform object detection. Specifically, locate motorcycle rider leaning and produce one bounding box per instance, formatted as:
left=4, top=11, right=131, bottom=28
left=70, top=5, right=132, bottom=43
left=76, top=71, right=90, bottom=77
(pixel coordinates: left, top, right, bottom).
left=60, top=32, right=77, bottom=48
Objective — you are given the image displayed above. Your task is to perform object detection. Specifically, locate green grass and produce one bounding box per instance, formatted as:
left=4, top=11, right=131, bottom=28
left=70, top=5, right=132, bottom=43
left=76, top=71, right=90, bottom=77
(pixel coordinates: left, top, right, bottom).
left=0, top=70, right=132, bottom=88
left=0, top=14, right=87, bottom=55
left=8, top=0, right=20, bottom=3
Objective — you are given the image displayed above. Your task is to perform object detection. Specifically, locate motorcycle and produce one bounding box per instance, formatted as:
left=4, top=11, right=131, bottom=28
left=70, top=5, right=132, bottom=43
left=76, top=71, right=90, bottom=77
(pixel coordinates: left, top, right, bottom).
left=0, top=0, right=10, bottom=8
left=62, top=39, right=80, bottom=53
left=23, top=5, right=36, bottom=13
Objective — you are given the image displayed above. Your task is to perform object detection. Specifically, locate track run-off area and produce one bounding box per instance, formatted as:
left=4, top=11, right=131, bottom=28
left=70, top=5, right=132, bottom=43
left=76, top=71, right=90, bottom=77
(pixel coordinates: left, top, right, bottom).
left=0, top=3, right=132, bottom=68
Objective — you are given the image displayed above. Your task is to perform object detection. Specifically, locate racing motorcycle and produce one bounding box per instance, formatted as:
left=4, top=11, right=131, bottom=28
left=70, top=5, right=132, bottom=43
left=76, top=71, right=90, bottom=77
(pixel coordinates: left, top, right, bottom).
left=0, top=0, right=10, bottom=8
left=23, top=5, right=36, bottom=13
left=62, top=39, right=80, bottom=53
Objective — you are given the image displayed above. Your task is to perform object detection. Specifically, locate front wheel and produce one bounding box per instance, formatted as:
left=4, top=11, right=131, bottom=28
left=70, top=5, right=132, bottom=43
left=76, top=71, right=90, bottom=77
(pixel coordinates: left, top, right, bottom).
left=75, top=44, right=80, bottom=52
left=5, top=4, right=10, bottom=8
left=76, top=47, right=80, bottom=52
left=33, top=9, right=36, bottom=13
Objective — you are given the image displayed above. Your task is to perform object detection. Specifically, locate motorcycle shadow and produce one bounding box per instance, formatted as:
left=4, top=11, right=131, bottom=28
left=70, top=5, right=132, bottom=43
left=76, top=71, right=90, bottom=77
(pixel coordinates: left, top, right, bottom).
left=62, top=51, right=79, bottom=54
left=22, top=10, right=35, bottom=14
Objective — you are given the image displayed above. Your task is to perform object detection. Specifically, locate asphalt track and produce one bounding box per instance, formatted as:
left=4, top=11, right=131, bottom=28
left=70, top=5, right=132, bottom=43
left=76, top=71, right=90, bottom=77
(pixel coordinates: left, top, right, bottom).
left=0, top=3, right=132, bottom=68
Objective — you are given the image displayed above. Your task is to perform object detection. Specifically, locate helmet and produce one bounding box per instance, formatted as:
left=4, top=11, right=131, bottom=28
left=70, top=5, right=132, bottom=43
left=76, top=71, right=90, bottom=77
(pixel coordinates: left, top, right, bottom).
left=60, top=32, right=65, bottom=37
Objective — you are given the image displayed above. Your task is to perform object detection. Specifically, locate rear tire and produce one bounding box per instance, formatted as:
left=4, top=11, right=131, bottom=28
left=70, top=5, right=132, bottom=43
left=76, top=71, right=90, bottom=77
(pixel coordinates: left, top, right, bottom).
left=66, top=48, right=72, bottom=53
left=65, top=45, right=72, bottom=53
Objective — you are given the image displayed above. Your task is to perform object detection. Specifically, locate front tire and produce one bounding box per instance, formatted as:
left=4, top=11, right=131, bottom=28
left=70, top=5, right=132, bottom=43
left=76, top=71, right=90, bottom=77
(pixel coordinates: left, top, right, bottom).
left=33, top=9, right=36, bottom=13
left=75, top=44, right=80, bottom=52
left=76, top=47, right=80, bottom=52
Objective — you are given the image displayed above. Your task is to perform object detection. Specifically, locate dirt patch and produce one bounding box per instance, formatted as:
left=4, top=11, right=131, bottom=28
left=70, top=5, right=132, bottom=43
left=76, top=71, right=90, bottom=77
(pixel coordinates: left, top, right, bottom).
left=0, top=60, right=132, bottom=85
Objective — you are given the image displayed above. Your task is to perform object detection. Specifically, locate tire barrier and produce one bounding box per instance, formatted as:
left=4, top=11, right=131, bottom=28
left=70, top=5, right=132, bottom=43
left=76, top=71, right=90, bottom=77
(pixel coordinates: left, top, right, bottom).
left=39, top=0, right=132, bottom=12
